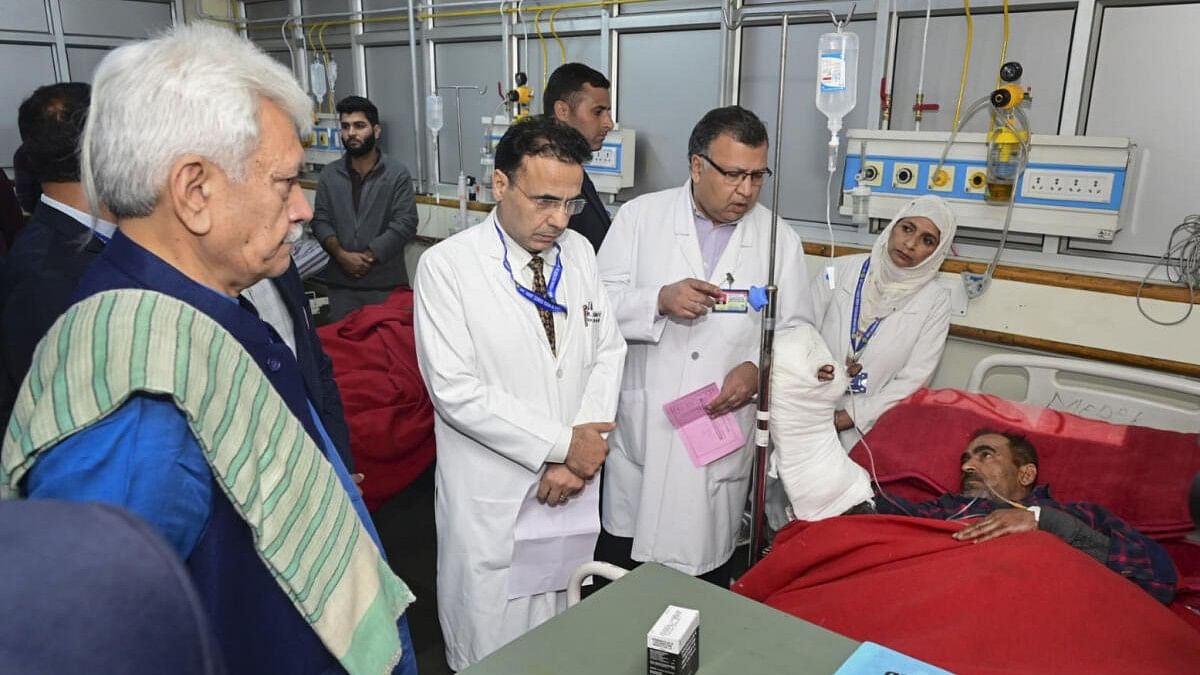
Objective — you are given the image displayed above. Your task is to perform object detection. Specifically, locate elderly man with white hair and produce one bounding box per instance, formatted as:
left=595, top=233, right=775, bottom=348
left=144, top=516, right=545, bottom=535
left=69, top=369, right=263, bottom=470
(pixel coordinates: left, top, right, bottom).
left=0, top=25, right=417, bottom=675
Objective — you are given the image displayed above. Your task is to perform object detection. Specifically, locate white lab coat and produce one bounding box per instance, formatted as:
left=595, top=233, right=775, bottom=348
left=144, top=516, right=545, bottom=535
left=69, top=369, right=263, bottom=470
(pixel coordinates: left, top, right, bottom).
left=597, top=182, right=813, bottom=576
left=413, top=213, right=625, bottom=671
left=812, top=253, right=951, bottom=450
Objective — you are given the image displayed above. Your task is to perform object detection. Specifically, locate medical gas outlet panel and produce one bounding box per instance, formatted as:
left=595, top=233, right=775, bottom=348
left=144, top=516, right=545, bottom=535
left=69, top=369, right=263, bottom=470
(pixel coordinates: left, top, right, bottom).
left=305, top=113, right=345, bottom=168
left=840, top=130, right=1136, bottom=241
left=487, top=120, right=636, bottom=196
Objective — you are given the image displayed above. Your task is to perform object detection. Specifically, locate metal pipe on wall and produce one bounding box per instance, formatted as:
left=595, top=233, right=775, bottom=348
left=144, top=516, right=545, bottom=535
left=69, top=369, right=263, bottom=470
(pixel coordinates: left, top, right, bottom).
left=408, top=0, right=425, bottom=193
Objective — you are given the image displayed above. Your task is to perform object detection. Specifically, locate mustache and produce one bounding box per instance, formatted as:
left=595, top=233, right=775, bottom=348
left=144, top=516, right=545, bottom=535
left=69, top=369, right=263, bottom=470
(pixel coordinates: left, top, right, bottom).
left=283, top=223, right=303, bottom=245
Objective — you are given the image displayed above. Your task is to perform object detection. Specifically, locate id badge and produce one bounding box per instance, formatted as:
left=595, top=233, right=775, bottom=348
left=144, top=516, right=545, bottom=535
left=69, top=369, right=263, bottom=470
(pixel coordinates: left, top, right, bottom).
left=712, top=289, right=749, bottom=314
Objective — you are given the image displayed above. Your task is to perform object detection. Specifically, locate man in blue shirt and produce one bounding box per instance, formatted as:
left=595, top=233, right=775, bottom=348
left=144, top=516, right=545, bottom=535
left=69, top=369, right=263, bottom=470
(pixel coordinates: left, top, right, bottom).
left=2, top=25, right=416, bottom=675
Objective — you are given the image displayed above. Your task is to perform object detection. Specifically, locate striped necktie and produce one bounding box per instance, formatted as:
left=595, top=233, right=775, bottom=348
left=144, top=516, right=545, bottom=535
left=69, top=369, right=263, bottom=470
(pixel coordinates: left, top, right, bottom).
left=528, top=256, right=556, bottom=355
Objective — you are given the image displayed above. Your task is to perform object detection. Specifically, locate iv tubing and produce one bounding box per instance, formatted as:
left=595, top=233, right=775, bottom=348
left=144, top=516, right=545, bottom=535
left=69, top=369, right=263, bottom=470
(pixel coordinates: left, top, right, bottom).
left=951, top=0, right=974, bottom=131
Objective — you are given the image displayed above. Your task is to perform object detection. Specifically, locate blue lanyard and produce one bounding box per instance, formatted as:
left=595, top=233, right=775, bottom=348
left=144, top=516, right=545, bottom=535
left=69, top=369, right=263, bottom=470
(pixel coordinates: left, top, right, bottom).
left=849, top=258, right=882, bottom=361
left=494, top=222, right=567, bottom=314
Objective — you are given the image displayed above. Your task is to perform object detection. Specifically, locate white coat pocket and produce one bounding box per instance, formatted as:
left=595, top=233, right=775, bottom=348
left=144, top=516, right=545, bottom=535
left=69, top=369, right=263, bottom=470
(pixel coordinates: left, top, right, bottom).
left=614, top=388, right=648, bottom=466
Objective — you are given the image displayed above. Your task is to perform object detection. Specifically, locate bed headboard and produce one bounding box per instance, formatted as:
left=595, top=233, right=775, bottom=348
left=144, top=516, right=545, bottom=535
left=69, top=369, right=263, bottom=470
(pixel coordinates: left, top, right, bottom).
left=965, top=354, right=1200, bottom=434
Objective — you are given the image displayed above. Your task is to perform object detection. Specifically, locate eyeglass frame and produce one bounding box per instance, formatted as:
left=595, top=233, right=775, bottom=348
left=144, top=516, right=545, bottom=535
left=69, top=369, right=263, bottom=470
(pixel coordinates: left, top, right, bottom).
left=508, top=180, right=587, bottom=216
left=695, top=153, right=774, bottom=186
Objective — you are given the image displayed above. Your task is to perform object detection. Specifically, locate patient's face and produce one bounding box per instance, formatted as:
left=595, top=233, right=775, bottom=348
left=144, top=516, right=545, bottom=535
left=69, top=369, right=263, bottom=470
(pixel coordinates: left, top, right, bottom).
left=959, top=434, right=1026, bottom=502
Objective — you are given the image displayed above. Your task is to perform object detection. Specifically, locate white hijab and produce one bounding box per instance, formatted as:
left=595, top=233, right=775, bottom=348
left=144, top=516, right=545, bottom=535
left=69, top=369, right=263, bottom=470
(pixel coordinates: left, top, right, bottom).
left=860, top=195, right=958, bottom=323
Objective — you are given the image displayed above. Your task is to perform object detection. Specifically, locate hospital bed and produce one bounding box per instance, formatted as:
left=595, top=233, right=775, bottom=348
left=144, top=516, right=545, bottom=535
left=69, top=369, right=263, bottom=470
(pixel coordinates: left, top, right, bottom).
left=734, top=353, right=1200, bottom=674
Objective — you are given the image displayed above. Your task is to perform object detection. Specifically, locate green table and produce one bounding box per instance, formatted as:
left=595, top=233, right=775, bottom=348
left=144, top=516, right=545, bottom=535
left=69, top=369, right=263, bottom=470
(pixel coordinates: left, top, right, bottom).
left=461, top=563, right=861, bottom=675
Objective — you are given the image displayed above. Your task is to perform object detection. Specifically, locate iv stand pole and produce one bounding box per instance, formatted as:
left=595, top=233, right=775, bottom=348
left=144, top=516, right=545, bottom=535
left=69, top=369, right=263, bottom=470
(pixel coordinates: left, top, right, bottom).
left=748, top=13, right=792, bottom=569
left=436, top=84, right=485, bottom=182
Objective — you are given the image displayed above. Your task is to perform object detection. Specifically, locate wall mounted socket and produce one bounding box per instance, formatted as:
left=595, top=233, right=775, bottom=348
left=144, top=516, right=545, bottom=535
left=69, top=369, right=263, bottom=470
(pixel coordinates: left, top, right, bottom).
left=928, top=166, right=955, bottom=192
left=859, top=160, right=884, bottom=187
left=892, top=162, right=919, bottom=189
left=964, top=169, right=987, bottom=194
left=1021, top=169, right=1114, bottom=203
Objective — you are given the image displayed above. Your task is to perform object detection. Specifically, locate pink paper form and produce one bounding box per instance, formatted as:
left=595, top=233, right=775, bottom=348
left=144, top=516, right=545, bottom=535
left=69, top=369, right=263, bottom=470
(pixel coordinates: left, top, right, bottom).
left=662, top=383, right=747, bottom=468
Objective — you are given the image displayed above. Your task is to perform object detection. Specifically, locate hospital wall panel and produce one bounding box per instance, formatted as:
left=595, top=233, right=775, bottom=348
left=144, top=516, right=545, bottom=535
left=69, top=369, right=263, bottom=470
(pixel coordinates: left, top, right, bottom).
left=0, top=43, right=58, bottom=170
left=517, top=34, right=604, bottom=112
left=66, top=46, right=112, bottom=83
left=243, top=0, right=291, bottom=23
left=59, top=0, right=174, bottom=38
left=0, top=0, right=48, bottom=32
left=889, top=9, right=1073, bottom=134
left=616, top=28, right=722, bottom=198
left=619, top=0, right=720, bottom=13
left=427, top=0, right=503, bottom=29
left=1069, top=2, right=1200, bottom=262
left=740, top=18, right=878, bottom=226
left=302, top=0, right=352, bottom=38
left=364, top=42, right=421, bottom=179
left=360, top=0, right=407, bottom=33
left=432, top=39, right=503, bottom=181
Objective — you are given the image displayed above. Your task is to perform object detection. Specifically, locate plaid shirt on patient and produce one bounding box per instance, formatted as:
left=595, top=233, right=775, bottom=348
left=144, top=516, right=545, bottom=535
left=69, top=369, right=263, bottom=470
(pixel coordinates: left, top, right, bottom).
left=875, top=484, right=1179, bottom=604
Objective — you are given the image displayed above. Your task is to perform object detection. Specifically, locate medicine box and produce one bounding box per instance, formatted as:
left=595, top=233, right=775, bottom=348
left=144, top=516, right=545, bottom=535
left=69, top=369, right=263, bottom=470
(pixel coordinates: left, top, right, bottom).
left=646, top=605, right=699, bottom=675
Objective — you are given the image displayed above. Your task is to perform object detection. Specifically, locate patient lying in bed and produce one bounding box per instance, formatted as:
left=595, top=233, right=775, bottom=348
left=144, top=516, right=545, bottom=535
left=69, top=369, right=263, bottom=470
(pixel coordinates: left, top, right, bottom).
left=872, top=428, right=1178, bottom=604
left=769, top=327, right=1175, bottom=603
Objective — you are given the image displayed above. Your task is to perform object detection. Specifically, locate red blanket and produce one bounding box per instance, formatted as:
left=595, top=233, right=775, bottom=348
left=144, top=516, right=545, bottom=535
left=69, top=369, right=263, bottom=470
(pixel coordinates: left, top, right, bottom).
left=735, top=516, right=1200, bottom=674
left=317, top=290, right=435, bottom=510
left=850, top=388, right=1200, bottom=537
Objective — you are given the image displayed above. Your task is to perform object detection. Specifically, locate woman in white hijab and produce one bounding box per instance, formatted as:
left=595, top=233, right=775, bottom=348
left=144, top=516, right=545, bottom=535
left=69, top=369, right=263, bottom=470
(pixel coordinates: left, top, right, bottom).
left=810, top=194, right=959, bottom=450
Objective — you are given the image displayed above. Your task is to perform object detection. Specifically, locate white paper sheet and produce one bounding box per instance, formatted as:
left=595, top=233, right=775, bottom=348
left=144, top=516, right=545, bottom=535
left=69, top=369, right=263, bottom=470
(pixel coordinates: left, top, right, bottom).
left=507, top=477, right=601, bottom=600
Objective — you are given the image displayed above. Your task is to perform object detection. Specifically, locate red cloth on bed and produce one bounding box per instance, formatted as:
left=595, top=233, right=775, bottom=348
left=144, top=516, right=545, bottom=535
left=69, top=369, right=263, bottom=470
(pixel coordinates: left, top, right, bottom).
left=848, top=387, right=1200, bottom=624
left=317, top=289, right=435, bottom=510
left=735, top=515, right=1200, bottom=675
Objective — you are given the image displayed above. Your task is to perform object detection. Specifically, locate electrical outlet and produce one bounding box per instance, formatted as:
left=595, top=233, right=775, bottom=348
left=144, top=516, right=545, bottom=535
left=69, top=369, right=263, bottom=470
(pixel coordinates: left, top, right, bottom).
left=964, top=169, right=987, bottom=194
left=859, top=160, right=884, bottom=187
left=1021, top=169, right=1114, bottom=203
left=892, top=162, right=919, bottom=189
left=589, top=147, right=619, bottom=170
left=928, top=165, right=955, bottom=192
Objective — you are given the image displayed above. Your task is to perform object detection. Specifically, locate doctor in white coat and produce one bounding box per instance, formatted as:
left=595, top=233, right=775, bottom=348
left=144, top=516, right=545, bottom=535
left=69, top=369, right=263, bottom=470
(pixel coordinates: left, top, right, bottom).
left=811, top=194, right=959, bottom=450
left=414, top=118, right=625, bottom=671
left=595, top=106, right=812, bottom=585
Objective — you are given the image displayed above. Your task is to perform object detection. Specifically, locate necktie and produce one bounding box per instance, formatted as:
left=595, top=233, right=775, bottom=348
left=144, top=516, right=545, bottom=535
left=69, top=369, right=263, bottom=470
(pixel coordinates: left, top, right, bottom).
left=528, top=256, right=556, bottom=355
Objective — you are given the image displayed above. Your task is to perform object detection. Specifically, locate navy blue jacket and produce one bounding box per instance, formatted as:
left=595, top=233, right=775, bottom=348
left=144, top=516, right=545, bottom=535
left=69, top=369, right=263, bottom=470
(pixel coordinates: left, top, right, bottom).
left=0, top=201, right=104, bottom=424
left=72, top=231, right=349, bottom=674
left=568, top=172, right=612, bottom=253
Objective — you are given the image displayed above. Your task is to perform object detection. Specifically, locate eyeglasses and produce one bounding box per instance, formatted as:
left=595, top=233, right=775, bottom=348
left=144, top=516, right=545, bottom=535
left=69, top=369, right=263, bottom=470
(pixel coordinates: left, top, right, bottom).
left=510, top=181, right=587, bottom=216
left=697, top=153, right=773, bottom=186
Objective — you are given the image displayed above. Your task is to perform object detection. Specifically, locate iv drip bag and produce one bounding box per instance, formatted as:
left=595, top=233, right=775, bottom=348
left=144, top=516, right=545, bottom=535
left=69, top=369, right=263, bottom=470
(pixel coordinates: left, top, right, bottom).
left=309, top=58, right=327, bottom=102
left=815, top=28, right=859, bottom=137
left=426, top=95, right=444, bottom=134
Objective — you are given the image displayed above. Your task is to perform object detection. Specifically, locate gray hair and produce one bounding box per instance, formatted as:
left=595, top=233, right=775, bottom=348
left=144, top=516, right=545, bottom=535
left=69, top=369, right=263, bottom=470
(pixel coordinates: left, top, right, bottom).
left=81, top=24, right=313, bottom=219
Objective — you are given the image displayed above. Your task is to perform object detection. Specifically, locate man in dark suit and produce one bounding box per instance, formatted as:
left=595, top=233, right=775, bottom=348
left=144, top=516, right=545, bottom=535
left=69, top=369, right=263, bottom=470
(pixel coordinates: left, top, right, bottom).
left=0, top=82, right=353, bottom=471
left=544, top=63, right=613, bottom=252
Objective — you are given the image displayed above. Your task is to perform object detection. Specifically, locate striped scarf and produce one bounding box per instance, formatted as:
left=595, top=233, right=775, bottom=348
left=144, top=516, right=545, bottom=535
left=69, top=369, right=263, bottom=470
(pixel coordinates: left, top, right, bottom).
left=1, top=289, right=414, bottom=675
